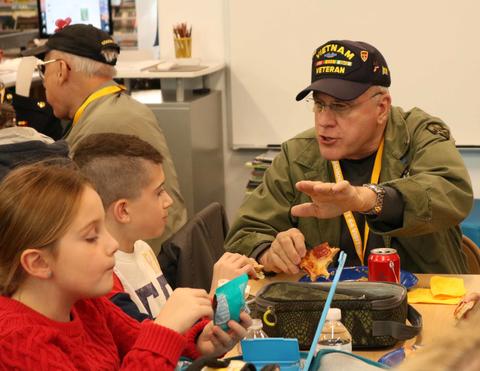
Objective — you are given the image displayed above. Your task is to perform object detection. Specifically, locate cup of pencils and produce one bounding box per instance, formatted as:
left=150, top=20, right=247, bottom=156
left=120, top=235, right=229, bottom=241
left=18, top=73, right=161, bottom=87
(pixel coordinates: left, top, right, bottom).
left=173, top=22, right=192, bottom=58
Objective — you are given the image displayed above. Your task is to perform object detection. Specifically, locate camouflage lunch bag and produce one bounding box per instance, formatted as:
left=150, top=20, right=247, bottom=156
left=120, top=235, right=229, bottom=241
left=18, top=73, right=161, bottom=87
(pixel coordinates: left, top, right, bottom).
left=253, top=281, right=422, bottom=350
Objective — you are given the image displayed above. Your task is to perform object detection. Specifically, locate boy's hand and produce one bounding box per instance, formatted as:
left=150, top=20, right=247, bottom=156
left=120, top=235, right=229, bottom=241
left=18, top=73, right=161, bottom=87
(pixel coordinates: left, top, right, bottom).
left=196, top=311, right=252, bottom=357
left=209, top=252, right=256, bottom=296
left=154, top=288, right=213, bottom=334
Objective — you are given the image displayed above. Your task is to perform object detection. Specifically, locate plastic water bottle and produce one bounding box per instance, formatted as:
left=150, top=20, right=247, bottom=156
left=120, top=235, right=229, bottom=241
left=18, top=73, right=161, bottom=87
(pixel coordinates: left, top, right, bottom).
left=237, top=318, right=268, bottom=354
left=316, top=308, right=352, bottom=354
left=245, top=318, right=268, bottom=339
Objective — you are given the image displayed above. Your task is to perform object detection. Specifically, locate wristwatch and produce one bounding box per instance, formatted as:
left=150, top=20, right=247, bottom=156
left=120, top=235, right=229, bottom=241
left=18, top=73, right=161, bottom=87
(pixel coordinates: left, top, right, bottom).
left=361, top=183, right=386, bottom=216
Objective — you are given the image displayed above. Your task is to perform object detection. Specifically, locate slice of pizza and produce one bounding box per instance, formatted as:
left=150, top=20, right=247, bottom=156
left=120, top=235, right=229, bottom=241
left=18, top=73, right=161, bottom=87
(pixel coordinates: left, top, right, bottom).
left=248, top=257, right=265, bottom=279
left=299, top=242, right=340, bottom=281
left=453, top=300, right=476, bottom=320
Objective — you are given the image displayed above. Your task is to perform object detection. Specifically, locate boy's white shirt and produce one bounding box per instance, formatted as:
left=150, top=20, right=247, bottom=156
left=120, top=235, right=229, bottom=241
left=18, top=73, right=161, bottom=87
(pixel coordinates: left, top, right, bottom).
left=113, top=240, right=173, bottom=318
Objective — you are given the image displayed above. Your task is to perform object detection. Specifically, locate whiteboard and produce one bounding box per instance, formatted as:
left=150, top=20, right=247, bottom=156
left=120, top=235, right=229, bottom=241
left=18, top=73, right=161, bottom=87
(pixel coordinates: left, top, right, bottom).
left=226, top=0, right=480, bottom=148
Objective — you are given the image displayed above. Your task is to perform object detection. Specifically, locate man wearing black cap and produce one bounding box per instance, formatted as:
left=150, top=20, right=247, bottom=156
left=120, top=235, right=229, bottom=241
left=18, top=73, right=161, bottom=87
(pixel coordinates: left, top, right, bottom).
left=24, top=24, right=187, bottom=251
left=226, top=40, right=473, bottom=274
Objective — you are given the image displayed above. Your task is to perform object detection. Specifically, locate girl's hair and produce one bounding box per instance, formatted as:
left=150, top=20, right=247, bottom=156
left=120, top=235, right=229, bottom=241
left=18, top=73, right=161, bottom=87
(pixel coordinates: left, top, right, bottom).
left=0, top=163, right=92, bottom=296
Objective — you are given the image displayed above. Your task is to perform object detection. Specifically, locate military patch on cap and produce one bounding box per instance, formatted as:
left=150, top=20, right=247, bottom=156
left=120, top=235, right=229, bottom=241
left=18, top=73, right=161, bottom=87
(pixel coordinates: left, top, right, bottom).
left=101, top=39, right=115, bottom=46
left=360, top=50, right=368, bottom=62
left=313, top=43, right=358, bottom=79
left=296, top=40, right=391, bottom=101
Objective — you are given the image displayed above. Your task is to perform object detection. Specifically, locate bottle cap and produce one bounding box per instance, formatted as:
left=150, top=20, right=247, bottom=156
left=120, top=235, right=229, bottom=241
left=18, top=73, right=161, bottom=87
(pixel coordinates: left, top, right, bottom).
left=326, top=308, right=341, bottom=321
left=249, top=318, right=263, bottom=330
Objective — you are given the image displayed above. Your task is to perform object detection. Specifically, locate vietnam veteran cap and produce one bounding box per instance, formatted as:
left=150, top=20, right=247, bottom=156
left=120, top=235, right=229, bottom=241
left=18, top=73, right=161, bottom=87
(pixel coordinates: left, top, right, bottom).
left=23, top=24, right=120, bottom=66
left=296, top=40, right=390, bottom=101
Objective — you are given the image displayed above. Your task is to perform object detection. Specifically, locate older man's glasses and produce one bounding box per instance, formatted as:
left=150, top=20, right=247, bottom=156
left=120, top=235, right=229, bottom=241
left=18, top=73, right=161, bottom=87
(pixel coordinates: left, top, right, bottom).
left=305, top=92, right=384, bottom=116
left=37, top=59, right=71, bottom=80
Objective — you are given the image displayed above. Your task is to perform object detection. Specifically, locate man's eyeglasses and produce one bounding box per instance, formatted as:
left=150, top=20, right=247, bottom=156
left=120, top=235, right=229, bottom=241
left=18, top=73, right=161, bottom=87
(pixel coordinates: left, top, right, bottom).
left=37, top=59, right=71, bottom=80
left=305, top=92, right=384, bottom=116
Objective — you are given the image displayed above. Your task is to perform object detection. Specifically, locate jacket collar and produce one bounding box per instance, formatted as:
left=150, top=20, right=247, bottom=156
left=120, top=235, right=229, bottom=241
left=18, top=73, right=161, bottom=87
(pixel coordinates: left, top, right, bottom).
left=292, top=128, right=331, bottom=180
left=384, top=106, right=410, bottom=160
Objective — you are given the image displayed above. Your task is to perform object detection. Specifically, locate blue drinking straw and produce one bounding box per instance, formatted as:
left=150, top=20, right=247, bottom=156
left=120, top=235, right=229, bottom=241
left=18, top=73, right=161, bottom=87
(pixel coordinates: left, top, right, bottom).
left=303, top=251, right=347, bottom=371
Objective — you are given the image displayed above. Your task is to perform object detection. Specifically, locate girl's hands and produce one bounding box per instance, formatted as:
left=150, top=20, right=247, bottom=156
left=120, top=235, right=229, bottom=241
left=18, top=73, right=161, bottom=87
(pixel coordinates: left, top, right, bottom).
left=154, top=288, right=212, bottom=334
left=196, top=311, right=252, bottom=357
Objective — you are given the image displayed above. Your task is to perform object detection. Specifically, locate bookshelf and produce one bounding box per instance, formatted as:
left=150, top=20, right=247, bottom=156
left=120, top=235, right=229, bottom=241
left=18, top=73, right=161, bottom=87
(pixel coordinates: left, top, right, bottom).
left=245, top=149, right=280, bottom=194
left=112, top=0, right=137, bottom=49
left=0, top=0, right=37, bottom=31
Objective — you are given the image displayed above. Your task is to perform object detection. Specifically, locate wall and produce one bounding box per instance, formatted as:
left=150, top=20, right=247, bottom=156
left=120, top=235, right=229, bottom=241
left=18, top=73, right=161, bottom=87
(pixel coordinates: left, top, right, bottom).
left=157, top=0, right=225, bottom=61
left=157, top=0, right=250, bottom=222
left=226, top=0, right=480, bottom=148
left=156, top=1, right=480, bottom=222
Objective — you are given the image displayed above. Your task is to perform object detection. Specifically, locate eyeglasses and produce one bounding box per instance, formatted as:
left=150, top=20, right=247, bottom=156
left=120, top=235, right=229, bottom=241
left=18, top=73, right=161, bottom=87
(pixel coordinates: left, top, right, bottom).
left=37, top=59, right=71, bottom=80
left=305, top=92, right=384, bottom=116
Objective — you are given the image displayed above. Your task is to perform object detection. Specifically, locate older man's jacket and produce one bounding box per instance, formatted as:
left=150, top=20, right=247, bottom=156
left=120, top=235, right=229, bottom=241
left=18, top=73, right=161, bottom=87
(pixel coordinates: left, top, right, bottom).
left=225, top=106, right=473, bottom=273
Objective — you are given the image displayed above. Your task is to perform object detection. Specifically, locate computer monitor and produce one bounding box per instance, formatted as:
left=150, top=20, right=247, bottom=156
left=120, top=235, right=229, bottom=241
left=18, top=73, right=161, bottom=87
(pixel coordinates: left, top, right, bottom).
left=36, top=0, right=112, bottom=38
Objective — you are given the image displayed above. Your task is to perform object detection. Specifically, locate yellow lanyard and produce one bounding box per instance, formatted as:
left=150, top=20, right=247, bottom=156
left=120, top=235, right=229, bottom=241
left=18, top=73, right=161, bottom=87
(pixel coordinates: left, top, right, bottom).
left=331, top=138, right=384, bottom=265
left=72, top=85, right=125, bottom=126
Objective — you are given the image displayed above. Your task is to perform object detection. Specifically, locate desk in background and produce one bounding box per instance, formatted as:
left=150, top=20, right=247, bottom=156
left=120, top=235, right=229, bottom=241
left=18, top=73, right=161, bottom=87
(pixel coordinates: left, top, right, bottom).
left=246, top=273, right=480, bottom=362
left=0, top=57, right=39, bottom=88
left=115, top=60, right=224, bottom=102
left=1, top=58, right=224, bottom=101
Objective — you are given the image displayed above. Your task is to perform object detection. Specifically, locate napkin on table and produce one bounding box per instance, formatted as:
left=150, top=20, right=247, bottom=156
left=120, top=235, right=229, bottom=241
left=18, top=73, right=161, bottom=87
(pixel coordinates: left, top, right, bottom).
left=407, top=276, right=466, bottom=304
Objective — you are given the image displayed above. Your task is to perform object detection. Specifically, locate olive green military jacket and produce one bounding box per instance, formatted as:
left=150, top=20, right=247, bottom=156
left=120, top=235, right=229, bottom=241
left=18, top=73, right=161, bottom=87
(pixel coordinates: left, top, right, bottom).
left=225, top=107, right=473, bottom=273
left=65, top=82, right=187, bottom=254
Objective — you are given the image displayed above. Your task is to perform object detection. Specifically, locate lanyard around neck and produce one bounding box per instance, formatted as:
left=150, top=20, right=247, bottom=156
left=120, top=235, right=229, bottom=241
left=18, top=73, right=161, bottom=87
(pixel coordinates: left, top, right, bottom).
left=72, top=85, right=125, bottom=126
left=331, top=138, right=384, bottom=265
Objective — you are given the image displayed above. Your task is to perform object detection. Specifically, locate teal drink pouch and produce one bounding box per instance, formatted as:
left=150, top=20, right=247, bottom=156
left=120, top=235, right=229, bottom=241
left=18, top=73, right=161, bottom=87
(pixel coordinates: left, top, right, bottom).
left=213, top=273, right=248, bottom=331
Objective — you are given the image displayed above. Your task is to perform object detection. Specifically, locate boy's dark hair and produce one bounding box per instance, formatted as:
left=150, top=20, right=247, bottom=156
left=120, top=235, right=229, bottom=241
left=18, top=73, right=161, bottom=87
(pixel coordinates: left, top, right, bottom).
left=73, top=133, right=163, bottom=207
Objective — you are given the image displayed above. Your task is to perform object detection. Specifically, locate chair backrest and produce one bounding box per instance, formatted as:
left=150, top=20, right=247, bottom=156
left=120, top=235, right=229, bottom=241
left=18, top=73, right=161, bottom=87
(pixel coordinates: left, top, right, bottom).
left=461, top=235, right=480, bottom=274
left=158, top=202, right=229, bottom=291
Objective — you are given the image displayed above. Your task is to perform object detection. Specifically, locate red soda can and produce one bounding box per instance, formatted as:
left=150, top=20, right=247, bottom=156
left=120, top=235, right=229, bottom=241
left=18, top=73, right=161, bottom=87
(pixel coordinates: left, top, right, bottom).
left=368, top=248, right=401, bottom=283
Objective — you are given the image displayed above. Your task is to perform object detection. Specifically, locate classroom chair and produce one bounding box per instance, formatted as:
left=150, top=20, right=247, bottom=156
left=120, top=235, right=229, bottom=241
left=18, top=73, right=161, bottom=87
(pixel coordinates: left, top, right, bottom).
left=158, top=202, right=228, bottom=291
left=462, top=235, right=480, bottom=274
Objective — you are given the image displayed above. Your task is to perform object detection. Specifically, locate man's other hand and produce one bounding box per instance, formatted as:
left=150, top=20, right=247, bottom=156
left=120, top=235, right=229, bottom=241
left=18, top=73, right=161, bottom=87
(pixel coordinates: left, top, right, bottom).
left=259, top=228, right=306, bottom=274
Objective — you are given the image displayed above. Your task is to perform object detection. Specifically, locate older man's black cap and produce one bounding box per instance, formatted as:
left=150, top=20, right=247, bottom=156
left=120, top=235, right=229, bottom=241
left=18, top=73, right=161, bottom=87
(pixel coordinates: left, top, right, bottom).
left=296, top=40, right=390, bottom=101
left=23, top=24, right=120, bottom=66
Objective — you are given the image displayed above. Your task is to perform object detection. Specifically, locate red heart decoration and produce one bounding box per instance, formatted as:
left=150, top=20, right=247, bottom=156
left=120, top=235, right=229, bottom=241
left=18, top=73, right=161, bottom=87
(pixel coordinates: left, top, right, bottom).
left=54, top=17, right=72, bottom=32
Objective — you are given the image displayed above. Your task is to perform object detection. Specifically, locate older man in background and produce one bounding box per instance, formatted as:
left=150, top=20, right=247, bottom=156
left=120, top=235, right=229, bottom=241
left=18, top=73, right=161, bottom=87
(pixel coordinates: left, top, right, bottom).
left=25, top=24, right=187, bottom=251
